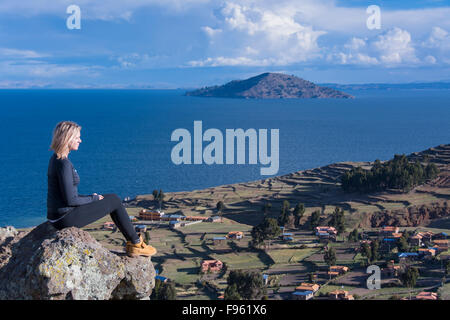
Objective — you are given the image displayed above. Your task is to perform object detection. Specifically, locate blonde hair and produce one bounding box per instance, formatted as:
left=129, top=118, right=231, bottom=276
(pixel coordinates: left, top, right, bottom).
left=50, top=121, right=81, bottom=159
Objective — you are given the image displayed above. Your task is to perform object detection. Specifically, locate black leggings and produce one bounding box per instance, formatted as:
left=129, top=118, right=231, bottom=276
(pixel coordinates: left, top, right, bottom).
left=51, top=193, right=140, bottom=244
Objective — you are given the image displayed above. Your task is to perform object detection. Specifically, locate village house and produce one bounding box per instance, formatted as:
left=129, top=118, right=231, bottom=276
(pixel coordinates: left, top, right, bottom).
left=281, top=232, right=294, bottom=242
left=391, top=233, right=403, bottom=239
left=102, top=221, right=115, bottom=231
left=226, top=231, right=244, bottom=240
left=380, top=226, right=400, bottom=237
left=139, top=209, right=165, bottom=221
left=409, top=234, right=423, bottom=247
left=418, top=248, right=436, bottom=259
left=292, top=290, right=314, bottom=300
left=315, top=226, right=337, bottom=237
left=398, top=252, right=419, bottom=263
left=327, top=265, right=349, bottom=277
left=295, top=283, right=320, bottom=293
left=415, top=291, right=438, bottom=300
left=169, top=220, right=184, bottom=229
left=433, top=239, right=448, bottom=253
left=328, top=290, right=354, bottom=300
left=201, top=260, right=223, bottom=273
left=421, top=231, right=434, bottom=242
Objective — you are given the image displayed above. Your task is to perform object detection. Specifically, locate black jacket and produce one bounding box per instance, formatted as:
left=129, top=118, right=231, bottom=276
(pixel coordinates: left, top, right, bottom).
left=47, top=153, right=100, bottom=220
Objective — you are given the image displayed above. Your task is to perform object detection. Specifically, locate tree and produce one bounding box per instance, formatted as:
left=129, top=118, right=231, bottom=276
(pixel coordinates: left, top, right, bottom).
left=153, top=189, right=165, bottom=210
left=251, top=217, right=281, bottom=248
left=262, top=202, right=272, bottom=218
left=224, top=283, right=242, bottom=300
left=400, top=266, right=419, bottom=299
left=277, top=200, right=290, bottom=227
left=151, top=279, right=176, bottom=300
left=340, top=154, right=439, bottom=194
left=250, top=226, right=265, bottom=247
left=216, top=201, right=225, bottom=222
left=371, top=239, right=380, bottom=262
left=324, top=247, right=337, bottom=267
left=226, top=270, right=266, bottom=300
left=310, top=210, right=321, bottom=230
left=397, top=235, right=409, bottom=252
left=361, top=242, right=372, bottom=263
left=329, top=207, right=345, bottom=234
left=293, top=203, right=305, bottom=228
left=348, top=229, right=359, bottom=242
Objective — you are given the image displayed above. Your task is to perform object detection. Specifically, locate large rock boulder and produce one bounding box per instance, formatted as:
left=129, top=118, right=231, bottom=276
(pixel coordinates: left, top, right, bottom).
left=0, top=222, right=155, bottom=300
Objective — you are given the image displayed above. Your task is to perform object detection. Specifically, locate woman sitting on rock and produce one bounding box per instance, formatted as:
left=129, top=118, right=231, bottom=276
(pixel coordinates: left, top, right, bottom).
left=47, top=120, right=156, bottom=257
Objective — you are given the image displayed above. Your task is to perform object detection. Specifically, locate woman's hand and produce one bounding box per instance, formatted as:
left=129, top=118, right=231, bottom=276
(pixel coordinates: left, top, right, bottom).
left=93, top=193, right=104, bottom=200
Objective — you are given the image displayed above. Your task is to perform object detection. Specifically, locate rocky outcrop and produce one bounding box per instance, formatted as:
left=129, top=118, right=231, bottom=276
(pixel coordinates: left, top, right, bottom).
left=0, top=222, right=155, bottom=300
left=0, top=226, right=18, bottom=244
left=361, top=201, right=450, bottom=228
left=185, top=72, right=354, bottom=99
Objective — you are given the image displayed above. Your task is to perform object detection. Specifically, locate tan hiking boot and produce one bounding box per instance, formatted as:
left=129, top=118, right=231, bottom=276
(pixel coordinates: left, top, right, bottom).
left=126, top=235, right=157, bottom=257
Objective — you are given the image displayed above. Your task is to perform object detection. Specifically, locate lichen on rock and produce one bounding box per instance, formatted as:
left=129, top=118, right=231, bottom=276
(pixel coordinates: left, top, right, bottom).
left=0, top=222, right=155, bottom=300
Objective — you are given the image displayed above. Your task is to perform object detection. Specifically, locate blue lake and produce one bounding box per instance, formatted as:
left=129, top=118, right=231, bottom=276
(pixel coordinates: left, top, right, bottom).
left=0, top=88, right=449, bottom=228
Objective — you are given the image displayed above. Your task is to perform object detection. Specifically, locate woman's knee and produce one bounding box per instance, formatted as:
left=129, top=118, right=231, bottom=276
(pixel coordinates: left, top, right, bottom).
left=103, top=193, right=122, bottom=207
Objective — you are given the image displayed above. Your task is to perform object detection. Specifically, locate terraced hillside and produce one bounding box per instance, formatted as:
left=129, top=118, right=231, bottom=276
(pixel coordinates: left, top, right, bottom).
left=129, top=144, right=450, bottom=229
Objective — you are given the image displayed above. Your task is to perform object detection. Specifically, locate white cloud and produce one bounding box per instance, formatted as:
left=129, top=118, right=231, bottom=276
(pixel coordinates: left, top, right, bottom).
left=190, top=0, right=327, bottom=67
left=0, top=48, right=49, bottom=59
left=344, top=38, right=366, bottom=51
left=423, top=26, right=450, bottom=49
left=373, top=27, right=418, bottom=64
left=202, top=26, right=222, bottom=37
left=0, top=59, right=102, bottom=78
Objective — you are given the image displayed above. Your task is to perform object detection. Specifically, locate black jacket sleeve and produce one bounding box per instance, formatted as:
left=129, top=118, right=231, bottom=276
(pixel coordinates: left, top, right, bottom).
left=57, top=160, right=100, bottom=206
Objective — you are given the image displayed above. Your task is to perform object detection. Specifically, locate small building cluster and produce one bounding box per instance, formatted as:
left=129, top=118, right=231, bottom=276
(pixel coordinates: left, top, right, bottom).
left=401, top=291, right=438, bottom=300
left=138, top=209, right=221, bottom=229
left=226, top=231, right=244, bottom=240
left=280, top=232, right=294, bottom=242
left=328, top=290, right=354, bottom=300
left=291, top=283, right=320, bottom=300
left=201, top=259, right=223, bottom=273
left=315, top=226, right=337, bottom=241
left=327, top=265, right=349, bottom=278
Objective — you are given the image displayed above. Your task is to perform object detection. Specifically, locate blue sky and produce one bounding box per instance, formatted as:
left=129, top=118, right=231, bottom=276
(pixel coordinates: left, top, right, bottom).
left=0, top=0, right=449, bottom=88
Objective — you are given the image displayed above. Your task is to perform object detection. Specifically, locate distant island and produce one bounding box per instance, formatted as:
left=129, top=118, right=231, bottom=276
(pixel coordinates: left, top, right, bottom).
left=185, top=72, right=354, bottom=99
